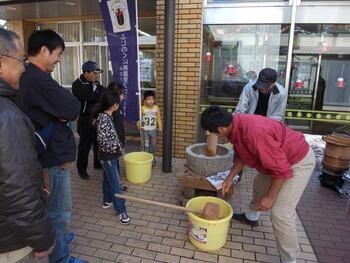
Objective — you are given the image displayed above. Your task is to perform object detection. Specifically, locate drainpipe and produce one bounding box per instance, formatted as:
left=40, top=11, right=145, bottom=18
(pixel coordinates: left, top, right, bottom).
left=162, top=0, right=175, bottom=173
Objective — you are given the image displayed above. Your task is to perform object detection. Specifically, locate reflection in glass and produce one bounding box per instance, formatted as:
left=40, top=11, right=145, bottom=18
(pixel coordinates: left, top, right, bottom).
left=288, top=55, right=318, bottom=109
left=201, top=24, right=289, bottom=106
left=322, top=56, right=350, bottom=108
left=294, top=24, right=350, bottom=55
left=292, top=25, right=350, bottom=111
left=287, top=24, right=350, bottom=133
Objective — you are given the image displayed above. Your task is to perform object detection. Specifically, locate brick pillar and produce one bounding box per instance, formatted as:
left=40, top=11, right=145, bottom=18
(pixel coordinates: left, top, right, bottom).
left=6, top=20, right=24, bottom=41
left=7, top=20, right=36, bottom=53
left=156, top=0, right=203, bottom=158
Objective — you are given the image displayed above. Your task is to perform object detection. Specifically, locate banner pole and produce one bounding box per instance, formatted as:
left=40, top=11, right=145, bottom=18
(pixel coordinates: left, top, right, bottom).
left=135, top=0, right=143, bottom=151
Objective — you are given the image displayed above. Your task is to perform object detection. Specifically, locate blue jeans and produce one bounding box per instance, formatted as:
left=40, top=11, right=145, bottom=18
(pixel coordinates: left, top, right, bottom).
left=142, top=130, right=157, bottom=154
left=48, top=166, right=72, bottom=263
left=101, top=159, right=126, bottom=214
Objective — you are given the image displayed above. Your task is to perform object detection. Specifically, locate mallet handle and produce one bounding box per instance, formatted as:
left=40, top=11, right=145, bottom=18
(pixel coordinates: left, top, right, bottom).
left=115, top=193, right=202, bottom=214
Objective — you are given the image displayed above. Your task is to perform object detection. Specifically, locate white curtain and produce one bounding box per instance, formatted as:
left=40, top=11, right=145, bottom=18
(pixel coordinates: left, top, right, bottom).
left=83, top=21, right=106, bottom=43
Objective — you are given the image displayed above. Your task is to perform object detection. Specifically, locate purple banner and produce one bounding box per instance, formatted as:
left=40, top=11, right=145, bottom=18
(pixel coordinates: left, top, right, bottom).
left=99, top=0, right=139, bottom=122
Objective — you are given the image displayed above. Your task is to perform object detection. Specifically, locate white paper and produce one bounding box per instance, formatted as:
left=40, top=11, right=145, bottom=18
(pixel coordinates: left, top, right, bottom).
left=140, top=59, right=153, bottom=82
left=206, top=170, right=240, bottom=190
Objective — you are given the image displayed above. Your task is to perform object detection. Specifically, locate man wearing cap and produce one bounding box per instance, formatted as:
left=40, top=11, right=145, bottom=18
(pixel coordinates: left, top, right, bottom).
left=72, top=61, right=104, bottom=180
left=232, top=68, right=287, bottom=225
left=235, top=67, right=287, bottom=121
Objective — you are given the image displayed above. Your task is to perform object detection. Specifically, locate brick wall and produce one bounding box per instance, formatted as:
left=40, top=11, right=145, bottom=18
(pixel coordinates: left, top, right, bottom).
left=156, top=0, right=203, bottom=158
left=6, top=20, right=24, bottom=42
left=7, top=20, right=36, bottom=53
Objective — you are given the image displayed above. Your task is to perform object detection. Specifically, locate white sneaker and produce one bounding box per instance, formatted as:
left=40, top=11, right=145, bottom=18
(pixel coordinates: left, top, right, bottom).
left=118, top=212, right=131, bottom=225
left=102, top=202, right=113, bottom=209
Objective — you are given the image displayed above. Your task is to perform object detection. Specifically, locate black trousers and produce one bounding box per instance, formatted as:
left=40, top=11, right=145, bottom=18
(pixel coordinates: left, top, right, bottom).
left=76, top=114, right=99, bottom=174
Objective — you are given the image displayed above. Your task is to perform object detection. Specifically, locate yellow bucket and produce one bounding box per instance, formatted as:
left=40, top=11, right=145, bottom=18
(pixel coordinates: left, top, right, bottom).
left=123, top=152, right=153, bottom=184
left=186, top=196, right=233, bottom=251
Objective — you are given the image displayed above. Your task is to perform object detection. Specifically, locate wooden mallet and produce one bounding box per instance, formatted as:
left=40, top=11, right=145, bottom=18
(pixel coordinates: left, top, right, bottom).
left=115, top=194, right=221, bottom=220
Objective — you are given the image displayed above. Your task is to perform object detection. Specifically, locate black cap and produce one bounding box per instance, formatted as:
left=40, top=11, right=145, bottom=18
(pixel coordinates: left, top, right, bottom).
left=82, top=61, right=103, bottom=73
left=253, top=68, right=277, bottom=89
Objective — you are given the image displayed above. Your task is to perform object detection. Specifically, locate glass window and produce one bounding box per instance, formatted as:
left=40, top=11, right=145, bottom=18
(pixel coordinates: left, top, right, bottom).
left=58, top=23, right=80, bottom=42
left=83, top=45, right=104, bottom=83
left=139, top=49, right=156, bottom=90
left=51, top=65, right=60, bottom=84
left=39, top=23, right=58, bottom=32
left=60, top=46, right=80, bottom=86
left=83, top=45, right=100, bottom=66
left=287, top=24, right=350, bottom=133
left=294, top=24, right=350, bottom=55
left=101, top=46, right=113, bottom=86
left=39, top=23, right=80, bottom=42
left=138, top=17, right=156, bottom=36
left=201, top=24, right=289, bottom=106
left=83, top=21, right=106, bottom=42
left=322, top=56, right=350, bottom=108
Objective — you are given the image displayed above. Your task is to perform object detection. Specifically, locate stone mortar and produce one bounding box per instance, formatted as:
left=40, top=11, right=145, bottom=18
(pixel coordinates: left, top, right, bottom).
left=185, top=143, right=234, bottom=177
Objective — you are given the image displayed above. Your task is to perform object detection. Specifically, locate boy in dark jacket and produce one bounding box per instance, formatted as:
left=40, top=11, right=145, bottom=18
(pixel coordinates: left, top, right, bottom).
left=0, top=28, right=55, bottom=262
left=16, top=29, right=83, bottom=263
left=72, top=61, right=104, bottom=179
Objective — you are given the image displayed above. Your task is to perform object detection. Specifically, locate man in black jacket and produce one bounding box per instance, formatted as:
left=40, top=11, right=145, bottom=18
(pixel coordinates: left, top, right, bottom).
left=0, top=28, right=55, bottom=262
left=16, top=30, right=83, bottom=263
left=72, top=61, right=104, bottom=179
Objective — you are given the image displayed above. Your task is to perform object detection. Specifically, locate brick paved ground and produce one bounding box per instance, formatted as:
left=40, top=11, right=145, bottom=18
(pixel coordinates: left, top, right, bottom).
left=297, top=169, right=350, bottom=263
left=69, top=153, right=318, bottom=263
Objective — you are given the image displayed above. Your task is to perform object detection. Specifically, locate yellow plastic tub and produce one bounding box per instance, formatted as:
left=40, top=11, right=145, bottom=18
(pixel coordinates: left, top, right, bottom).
left=186, top=196, right=233, bottom=251
left=123, top=152, right=153, bottom=184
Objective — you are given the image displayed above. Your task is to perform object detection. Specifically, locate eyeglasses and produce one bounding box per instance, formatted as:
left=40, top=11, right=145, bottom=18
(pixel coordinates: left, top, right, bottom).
left=0, top=54, right=29, bottom=68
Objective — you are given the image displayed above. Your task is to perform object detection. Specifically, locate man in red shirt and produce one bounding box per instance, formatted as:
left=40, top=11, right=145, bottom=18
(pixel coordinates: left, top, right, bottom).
left=201, top=106, right=315, bottom=263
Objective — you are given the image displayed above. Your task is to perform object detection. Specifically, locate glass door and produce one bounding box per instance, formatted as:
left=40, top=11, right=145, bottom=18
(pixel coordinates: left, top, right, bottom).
left=286, top=55, right=318, bottom=130
left=286, top=54, right=350, bottom=133
left=321, top=55, right=350, bottom=111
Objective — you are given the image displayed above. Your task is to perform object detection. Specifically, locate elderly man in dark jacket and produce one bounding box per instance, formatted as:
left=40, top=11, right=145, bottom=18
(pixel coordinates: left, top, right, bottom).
left=0, top=28, right=55, bottom=262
